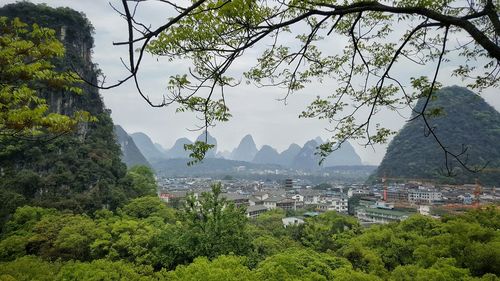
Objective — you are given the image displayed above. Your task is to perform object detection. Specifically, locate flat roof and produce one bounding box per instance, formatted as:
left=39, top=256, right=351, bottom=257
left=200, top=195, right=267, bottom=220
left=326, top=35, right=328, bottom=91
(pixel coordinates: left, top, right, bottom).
left=360, top=207, right=413, bottom=217
left=246, top=205, right=268, bottom=212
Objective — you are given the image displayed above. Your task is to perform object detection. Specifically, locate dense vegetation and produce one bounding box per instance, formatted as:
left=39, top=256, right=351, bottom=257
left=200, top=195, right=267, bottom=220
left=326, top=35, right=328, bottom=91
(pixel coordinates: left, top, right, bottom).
left=0, top=3, right=146, bottom=225
left=0, top=3, right=498, bottom=280
left=0, top=185, right=498, bottom=280
left=375, top=86, right=500, bottom=185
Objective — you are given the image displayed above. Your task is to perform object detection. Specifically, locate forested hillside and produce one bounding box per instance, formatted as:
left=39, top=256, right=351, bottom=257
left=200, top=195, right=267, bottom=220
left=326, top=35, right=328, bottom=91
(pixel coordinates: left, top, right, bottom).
left=0, top=3, right=147, bottom=224
left=375, top=86, right=500, bottom=184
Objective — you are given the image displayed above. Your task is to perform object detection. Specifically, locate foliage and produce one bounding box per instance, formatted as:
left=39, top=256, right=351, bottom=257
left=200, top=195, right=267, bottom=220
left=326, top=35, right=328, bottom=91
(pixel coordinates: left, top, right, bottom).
left=119, top=196, right=176, bottom=222
left=298, top=211, right=361, bottom=252
left=254, top=248, right=351, bottom=281
left=0, top=203, right=498, bottom=280
left=181, top=182, right=251, bottom=257
left=124, top=166, right=158, bottom=198
left=112, top=0, right=500, bottom=162
left=0, top=16, right=92, bottom=137
left=0, top=3, right=151, bottom=219
left=0, top=256, right=61, bottom=281
left=374, top=86, right=500, bottom=184
left=161, top=255, right=254, bottom=281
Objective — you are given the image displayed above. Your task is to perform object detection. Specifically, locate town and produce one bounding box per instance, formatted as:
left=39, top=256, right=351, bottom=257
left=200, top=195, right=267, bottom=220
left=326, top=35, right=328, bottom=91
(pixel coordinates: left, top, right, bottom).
left=157, top=176, right=500, bottom=226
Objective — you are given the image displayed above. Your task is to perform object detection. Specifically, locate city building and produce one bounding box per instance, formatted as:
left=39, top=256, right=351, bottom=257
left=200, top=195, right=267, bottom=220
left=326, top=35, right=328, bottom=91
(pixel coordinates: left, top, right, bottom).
left=408, top=188, right=443, bottom=204
left=282, top=217, right=304, bottom=227
left=246, top=205, right=269, bottom=218
left=356, top=207, right=411, bottom=224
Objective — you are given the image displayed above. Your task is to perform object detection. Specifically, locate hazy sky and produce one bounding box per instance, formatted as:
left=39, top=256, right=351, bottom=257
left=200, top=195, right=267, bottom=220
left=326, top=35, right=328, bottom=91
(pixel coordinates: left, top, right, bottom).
left=3, top=0, right=499, bottom=164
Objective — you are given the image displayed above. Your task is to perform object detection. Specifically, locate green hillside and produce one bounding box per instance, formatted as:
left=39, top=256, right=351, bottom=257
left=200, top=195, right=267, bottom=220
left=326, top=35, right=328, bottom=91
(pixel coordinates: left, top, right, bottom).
left=375, top=86, right=500, bottom=185
left=0, top=3, right=146, bottom=220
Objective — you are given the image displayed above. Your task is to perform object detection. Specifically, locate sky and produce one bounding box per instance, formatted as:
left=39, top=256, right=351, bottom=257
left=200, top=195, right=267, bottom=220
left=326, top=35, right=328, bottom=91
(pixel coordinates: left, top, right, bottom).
left=2, top=0, right=499, bottom=165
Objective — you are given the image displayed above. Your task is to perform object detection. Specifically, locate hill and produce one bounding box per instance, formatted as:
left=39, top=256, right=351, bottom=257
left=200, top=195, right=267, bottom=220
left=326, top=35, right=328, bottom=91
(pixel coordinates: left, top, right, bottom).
left=290, top=139, right=362, bottom=170
left=165, top=137, right=193, bottom=159
left=253, top=145, right=281, bottom=165
left=114, top=126, right=150, bottom=168
left=277, top=143, right=301, bottom=166
left=196, top=131, right=218, bottom=158
left=130, top=132, right=165, bottom=162
left=0, top=3, right=141, bottom=216
left=231, top=134, right=258, bottom=161
left=374, top=86, right=500, bottom=185
left=291, top=140, right=322, bottom=170
left=323, top=141, right=362, bottom=167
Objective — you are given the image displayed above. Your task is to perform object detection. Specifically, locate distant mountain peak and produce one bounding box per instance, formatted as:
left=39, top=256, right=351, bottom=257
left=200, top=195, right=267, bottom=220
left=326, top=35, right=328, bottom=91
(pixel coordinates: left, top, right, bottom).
left=114, top=125, right=150, bottom=168
left=165, top=137, right=193, bottom=159
left=130, top=132, right=165, bottom=162
left=314, top=137, right=324, bottom=144
left=195, top=131, right=218, bottom=158
left=253, top=145, right=281, bottom=165
left=323, top=140, right=362, bottom=167
left=231, top=134, right=258, bottom=162
left=291, top=139, right=362, bottom=170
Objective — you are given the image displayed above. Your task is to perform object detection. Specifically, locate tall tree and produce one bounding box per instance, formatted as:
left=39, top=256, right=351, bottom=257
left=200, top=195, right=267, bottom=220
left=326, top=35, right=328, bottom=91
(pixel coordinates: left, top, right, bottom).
left=180, top=182, right=252, bottom=259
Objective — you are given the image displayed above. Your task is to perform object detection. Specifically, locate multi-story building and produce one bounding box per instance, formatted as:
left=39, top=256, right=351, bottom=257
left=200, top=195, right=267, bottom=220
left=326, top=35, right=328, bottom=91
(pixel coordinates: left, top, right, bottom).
left=263, top=196, right=297, bottom=211
left=356, top=207, right=411, bottom=224
left=246, top=205, right=268, bottom=218
left=299, top=190, right=321, bottom=205
left=276, top=198, right=297, bottom=211
left=386, top=188, right=409, bottom=202
left=408, top=188, right=442, bottom=204
left=331, top=195, right=348, bottom=213
left=221, top=193, right=250, bottom=208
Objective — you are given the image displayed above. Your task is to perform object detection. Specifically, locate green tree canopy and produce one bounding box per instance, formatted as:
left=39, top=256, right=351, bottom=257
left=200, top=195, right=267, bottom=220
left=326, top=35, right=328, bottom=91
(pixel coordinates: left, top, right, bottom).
left=177, top=183, right=251, bottom=259
left=124, top=165, right=158, bottom=198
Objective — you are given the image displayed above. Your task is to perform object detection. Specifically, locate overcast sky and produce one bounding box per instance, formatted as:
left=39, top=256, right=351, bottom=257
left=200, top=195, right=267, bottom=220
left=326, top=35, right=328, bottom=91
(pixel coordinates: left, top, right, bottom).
left=3, top=0, right=499, bottom=165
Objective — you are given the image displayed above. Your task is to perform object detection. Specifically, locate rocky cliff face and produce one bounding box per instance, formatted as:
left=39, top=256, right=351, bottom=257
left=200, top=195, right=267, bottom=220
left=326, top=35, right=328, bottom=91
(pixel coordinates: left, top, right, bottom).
left=114, top=126, right=151, bottom=168
left=0, top=3, right=135, bottom=213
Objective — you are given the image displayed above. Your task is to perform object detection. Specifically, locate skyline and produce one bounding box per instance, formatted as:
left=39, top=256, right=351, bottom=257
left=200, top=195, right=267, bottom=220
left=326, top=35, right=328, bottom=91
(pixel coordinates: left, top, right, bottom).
left=2, top=0, right=500, bottom=165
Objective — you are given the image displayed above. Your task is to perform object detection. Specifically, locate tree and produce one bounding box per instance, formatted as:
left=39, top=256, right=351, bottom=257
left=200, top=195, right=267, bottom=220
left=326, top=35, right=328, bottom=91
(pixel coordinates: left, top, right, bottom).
left=0, top=17, right=91, bottom=138
left=108, top=0, right=500, bottom=171
left=124, top=166, right=158, bottom=197
left=179, top=182, right=251, bottom=258
left=56, top=259, right=156, bottom=281
left=298, top=211, right=360, bottom=252
left=120, top=196, right=176, bottom=222
left=154, top=183, right=252, bottom=268
left=254, top=248, right=351, bottom=281
left=160, top=255, right=255, bottom=281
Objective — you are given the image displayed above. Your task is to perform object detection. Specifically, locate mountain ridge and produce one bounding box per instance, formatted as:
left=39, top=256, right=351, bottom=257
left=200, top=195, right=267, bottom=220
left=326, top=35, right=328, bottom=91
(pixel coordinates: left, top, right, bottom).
left=130, top=132, right=166, bottom=162
left=374, top=86, right=500, bottom=184
left=114, top=125, right=150, bottom=168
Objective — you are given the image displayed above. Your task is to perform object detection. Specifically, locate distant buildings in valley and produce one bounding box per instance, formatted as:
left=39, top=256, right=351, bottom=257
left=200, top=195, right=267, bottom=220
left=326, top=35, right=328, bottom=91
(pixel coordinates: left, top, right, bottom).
left=157, top=176, right=499, bottom=224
